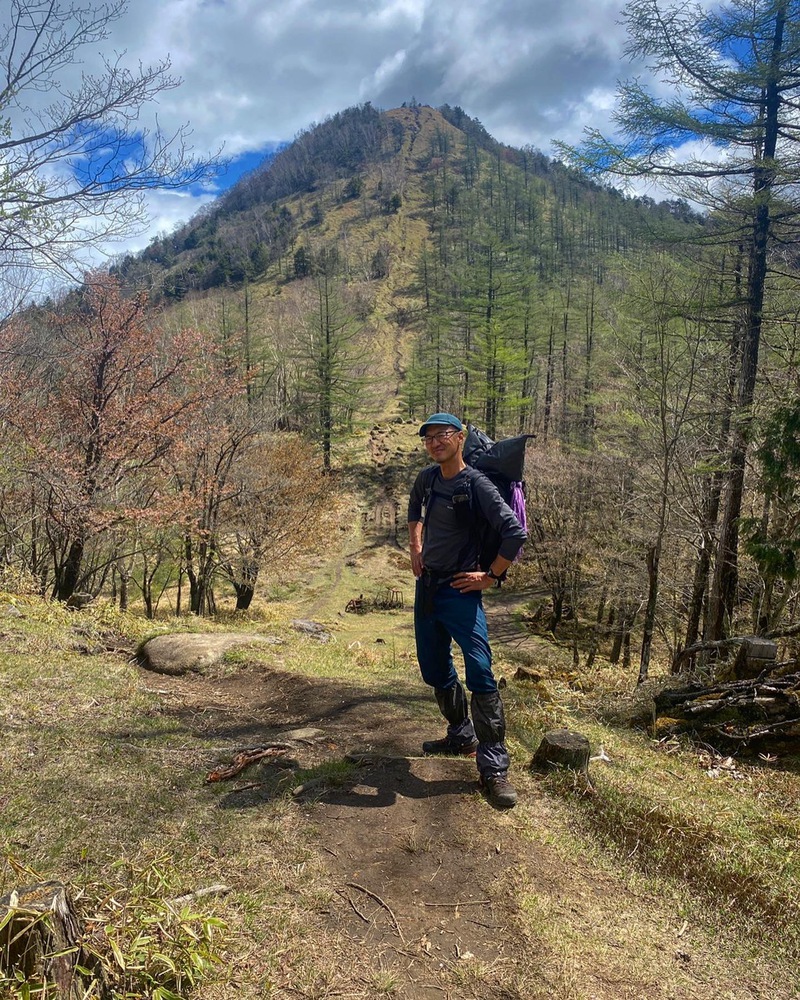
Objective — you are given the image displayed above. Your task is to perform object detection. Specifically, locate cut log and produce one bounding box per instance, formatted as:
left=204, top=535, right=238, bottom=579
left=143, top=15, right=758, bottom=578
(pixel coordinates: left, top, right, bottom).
left=654, top=674, right=800, bottom=717
left=0, top=881, right=99, bottom=998
left=531, top=729, right=591, bottom=775
left=652, top=672, right=800, bottom=751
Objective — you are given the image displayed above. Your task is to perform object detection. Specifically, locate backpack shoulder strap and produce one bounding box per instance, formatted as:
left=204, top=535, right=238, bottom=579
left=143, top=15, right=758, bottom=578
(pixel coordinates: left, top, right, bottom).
left=422, top=464, right=439, bottom=500
left=460, top=465, right=489, bottom=516
left=420, top=465, right=439, bottom=527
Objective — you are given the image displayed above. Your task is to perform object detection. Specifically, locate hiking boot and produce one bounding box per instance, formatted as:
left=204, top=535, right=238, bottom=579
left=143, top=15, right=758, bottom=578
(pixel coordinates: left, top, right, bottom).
left=422, top=735, right=479, bottom=757
left=480, top=774, right=518, bottom=808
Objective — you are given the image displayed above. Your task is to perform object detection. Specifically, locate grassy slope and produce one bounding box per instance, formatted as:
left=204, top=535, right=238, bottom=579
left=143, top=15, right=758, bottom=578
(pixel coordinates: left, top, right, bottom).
left=2, top=455, right=800, bottom=997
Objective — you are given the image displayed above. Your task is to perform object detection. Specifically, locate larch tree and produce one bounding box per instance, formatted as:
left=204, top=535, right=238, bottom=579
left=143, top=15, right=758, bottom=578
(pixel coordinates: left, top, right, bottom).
left=562, top=0, right=800, bottom=641
left=294, top=257, right=372, bottom=472
left=610, top=254, right=720, bottom=681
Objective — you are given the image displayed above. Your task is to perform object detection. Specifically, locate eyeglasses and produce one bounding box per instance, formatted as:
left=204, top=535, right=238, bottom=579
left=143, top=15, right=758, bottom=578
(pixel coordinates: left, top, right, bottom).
left=423, top=430, right=458, bottom=445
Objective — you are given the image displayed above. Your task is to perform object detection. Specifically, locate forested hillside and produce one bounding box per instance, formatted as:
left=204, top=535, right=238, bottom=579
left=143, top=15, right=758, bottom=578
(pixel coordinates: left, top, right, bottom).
left=2, top=96, right=798, bottom=682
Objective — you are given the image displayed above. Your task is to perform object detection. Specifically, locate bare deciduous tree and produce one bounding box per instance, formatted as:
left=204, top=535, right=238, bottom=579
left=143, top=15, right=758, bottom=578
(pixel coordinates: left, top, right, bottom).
left=0, top=0, right=215, bottom=287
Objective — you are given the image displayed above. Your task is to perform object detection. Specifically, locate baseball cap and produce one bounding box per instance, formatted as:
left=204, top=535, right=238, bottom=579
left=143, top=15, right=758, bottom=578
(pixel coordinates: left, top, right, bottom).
left=418, top=412, right=464, bottom=436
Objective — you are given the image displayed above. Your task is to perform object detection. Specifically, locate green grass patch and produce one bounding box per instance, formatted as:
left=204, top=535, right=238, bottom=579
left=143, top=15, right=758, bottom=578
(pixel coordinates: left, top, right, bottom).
left=510, top=686, right=800, bottom=961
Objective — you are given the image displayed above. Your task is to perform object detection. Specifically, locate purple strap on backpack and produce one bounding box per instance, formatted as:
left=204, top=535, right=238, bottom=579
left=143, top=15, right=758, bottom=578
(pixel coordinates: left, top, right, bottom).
left=510, top=482, right=527, bottom=562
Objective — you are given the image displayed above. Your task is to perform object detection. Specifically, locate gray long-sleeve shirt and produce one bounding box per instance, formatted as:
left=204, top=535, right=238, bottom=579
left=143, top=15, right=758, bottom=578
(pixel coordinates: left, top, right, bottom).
left=408, top=465, right=526, bottom=575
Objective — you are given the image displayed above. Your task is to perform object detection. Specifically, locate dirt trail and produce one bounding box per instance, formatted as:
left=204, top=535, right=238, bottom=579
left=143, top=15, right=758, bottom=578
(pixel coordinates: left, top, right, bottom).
left=151, top=660, right=796, bottom=1000
left=216, top=426, right=800, bottom=998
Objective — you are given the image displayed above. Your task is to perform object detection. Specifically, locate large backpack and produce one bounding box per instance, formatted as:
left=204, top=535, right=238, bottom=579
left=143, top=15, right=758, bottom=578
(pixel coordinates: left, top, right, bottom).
left=423, top=424, right=531, bottom=579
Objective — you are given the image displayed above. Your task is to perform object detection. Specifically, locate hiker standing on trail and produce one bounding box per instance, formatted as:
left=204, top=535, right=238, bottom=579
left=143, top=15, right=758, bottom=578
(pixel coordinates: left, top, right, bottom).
left=408, top=413, right=527, bottom=808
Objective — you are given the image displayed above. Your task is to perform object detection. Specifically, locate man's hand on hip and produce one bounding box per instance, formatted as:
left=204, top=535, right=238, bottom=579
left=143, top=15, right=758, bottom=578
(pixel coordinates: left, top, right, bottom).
left=451, top=571, right=494, bottom=592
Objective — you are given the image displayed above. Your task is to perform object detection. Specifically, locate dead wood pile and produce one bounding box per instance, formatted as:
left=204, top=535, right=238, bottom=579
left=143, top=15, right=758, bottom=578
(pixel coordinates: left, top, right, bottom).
left=654, top=672, right=800, bottom=750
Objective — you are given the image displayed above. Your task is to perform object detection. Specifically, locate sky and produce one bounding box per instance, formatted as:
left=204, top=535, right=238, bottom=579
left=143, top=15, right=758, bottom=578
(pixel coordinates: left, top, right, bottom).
left=93, top=0, right=640, bottom=252
left=3, top=0, right=665, bottom=287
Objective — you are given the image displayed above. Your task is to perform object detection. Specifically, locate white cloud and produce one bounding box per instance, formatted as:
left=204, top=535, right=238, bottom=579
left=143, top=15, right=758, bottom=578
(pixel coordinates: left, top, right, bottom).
left=107, top=188, right=219, bottom=258
left=108, top=0, right=633, bottom=154
left=2, top=0, right=655, bottom=283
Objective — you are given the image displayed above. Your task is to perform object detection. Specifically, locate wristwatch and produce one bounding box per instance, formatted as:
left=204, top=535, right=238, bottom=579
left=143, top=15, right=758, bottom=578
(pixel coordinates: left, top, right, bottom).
left=486, top=568, right=501, bottom=580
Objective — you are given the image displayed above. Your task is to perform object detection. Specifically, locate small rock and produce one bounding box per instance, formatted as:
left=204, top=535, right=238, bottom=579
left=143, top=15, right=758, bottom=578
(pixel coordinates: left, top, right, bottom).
left=71, top=642, right=104, bottom=656
left=290, top=619, right=331, bottom=642
left=514, top=665, right=543, bottom=683
left=65, top=592, right=93, bottom=609
left=282, top=727, right=324, bottom=742
left=292, top=778, right=325, bottom=797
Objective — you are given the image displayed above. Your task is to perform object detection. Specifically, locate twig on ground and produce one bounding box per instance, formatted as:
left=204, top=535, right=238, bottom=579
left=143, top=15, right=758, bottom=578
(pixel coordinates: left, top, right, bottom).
left=345, top=882, right=405, bottom=942
left=423, top=899, right=491, bottom=907
left=337, top=887, right=370, bottom=924
left=168, top=884, right=232, bottom=907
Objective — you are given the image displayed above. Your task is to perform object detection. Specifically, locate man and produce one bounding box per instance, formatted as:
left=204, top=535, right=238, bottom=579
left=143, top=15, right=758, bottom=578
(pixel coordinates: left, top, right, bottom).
left=408, top=413, right=527, bottom=808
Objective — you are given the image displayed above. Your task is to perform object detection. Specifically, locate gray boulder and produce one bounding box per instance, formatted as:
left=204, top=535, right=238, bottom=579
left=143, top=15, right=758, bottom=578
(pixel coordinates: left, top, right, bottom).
left=140, top=632, right=282, bottom=676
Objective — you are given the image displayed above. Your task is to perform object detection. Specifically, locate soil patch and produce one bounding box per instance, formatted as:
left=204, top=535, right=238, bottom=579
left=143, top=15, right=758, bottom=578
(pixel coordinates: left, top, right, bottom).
left=137, top=660, right=799, bottom=1000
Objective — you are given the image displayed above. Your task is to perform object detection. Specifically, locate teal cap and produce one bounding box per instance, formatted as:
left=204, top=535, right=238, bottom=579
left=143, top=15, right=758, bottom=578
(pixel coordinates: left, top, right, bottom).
left=418, top=413, right=464, bottom=436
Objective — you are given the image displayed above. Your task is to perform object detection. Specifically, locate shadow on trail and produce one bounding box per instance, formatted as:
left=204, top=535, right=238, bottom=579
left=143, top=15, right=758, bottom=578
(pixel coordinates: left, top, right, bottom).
left=145, top=687, right=432, bottom=746
left=216, top=755, right=478, bottom=811
left=103, top=664, right=432, bottom=750
left=315, top=756, right=477, bottom=809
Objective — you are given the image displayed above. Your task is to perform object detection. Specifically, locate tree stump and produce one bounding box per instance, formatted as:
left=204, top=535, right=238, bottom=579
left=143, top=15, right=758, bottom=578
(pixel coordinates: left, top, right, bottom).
left=513, top=665, right=544, bottom=683
left=0, top=881, right=93, bottom=997
left=531, top=729, right=591, bottom=775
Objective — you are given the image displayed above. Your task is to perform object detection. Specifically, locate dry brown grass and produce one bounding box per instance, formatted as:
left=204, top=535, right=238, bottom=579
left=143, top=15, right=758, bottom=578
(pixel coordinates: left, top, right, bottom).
left=3, top=550, right=800, bottom=1000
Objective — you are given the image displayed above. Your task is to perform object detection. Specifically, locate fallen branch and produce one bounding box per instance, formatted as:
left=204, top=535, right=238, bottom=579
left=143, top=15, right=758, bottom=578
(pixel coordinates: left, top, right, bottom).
left=672, top=636, right=750, bottom=671
left=708, top=718, right=800, bottom=743
left=205, top=746, right=290, bottom=783
left=345, top=882, right=405, bottom=943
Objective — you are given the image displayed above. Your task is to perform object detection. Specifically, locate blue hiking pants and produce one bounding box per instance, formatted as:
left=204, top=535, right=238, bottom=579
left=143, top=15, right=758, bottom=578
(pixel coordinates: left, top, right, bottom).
left=414, top=579, right=510, bottom=777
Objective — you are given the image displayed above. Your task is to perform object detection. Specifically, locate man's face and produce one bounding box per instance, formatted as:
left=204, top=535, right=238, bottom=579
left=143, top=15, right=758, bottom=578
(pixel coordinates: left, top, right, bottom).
left=423, top=425, right=463, bottom=463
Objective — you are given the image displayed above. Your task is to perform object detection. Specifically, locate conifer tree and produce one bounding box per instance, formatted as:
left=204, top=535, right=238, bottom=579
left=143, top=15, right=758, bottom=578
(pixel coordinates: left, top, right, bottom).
left=563, top=0, right=800, bottom=639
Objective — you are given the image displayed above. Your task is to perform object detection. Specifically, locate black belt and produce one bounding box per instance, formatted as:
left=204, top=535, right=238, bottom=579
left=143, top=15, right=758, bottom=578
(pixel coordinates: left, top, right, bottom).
left=422, top=568, right=452, bottom=581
